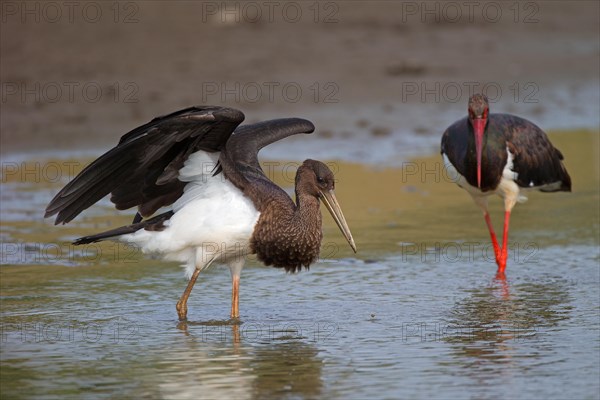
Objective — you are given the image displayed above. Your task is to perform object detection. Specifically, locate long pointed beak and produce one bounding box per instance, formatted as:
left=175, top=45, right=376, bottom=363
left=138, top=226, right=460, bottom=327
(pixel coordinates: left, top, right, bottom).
left=471, top=118, right=486, bottom=188
left=320, top=189, right=357, bottom=253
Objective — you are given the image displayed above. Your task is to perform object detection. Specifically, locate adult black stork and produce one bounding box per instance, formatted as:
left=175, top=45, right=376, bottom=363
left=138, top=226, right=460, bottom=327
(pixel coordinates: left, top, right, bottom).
left=441, top=94, right=571, bottom=276
left=45, top=106, right=356, bottom=320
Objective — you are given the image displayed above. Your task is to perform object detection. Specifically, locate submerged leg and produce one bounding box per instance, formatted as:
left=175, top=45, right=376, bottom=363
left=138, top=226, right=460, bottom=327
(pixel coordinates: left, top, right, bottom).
left=176, top=268, right=201, bottom=321
left=497, top=211, right=511, bottom=275
left=484, top=212, right=502, bottom=264
left=473, top=196, right=501, bottom=266
left=230, top=275, right=240, bottom=319
left=229, top=258, right=245, bottom=319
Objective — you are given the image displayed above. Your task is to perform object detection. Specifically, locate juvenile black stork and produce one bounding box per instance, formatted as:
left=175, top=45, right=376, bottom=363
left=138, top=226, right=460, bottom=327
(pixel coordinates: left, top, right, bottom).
left=45, top=106, right=356, bottom=321
left=441, top=94, right=571, bottom=276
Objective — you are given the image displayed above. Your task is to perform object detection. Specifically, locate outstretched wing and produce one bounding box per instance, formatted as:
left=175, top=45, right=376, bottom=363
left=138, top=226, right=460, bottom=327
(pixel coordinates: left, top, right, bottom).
left=219, top=118, right=315, bottom=210
left=45, top=106, right=245, bottom=224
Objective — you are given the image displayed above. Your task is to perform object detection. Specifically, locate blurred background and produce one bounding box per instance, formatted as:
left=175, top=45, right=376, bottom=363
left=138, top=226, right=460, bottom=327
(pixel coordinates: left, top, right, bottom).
left=2, top=1, right=598, bottom=163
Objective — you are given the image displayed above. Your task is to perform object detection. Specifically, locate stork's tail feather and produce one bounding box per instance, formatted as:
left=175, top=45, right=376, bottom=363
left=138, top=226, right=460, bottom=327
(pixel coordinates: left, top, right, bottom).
left=73, top=211, right=174, bottom=245
left=74, top=226, right=141, bottom=245
left=538, top=168, right=572, bottom=193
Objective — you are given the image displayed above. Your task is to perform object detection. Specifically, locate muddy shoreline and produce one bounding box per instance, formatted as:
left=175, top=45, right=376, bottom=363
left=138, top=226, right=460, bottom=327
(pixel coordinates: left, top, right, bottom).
left=2, top=1, right=599, bottom=159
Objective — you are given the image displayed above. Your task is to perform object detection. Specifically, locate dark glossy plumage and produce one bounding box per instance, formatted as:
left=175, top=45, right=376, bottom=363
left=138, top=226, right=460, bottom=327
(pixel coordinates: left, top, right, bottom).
left=46, top=106, right=245, bottom=224
left=45, top=106, right=349, bottom=272
left=441, top=94, right=572, bottom=276
left=218, top=118, right=315, bottom=209
left=45, top=107, right=315, bottom=223
left=441, top=113, right=571, bottom=192
left=73, top=210, right=174, bottom=245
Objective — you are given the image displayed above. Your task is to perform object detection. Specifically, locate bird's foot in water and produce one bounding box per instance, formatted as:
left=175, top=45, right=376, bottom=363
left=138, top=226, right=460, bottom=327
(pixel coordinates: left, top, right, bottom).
left=176, top=301, right=188, bottom=321
left=495, top=248, right=508, bottom=278
left=494, top=253, right=502, bottom=269
left=490, top=243, right=502, bottom=268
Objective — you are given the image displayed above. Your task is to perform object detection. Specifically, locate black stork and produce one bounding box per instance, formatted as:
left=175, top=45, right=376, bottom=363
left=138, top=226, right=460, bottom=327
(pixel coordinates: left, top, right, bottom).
left=45, top=106, right=356, bottom=321
left=441, top=94, right=571, bottom=276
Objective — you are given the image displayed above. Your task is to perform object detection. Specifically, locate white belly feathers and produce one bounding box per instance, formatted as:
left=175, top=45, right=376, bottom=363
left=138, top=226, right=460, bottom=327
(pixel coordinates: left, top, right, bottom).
left=121, top=151, right=260, bottom=278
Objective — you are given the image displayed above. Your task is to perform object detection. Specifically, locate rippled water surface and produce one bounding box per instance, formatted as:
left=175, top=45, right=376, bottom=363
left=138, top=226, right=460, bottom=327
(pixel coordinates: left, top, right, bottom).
left=1, top=131, right=599, bottom=399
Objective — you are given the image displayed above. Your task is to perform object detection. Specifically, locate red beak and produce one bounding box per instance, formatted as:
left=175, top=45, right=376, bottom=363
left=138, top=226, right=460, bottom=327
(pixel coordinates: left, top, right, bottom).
left=471, top=118, right=486, bottom=188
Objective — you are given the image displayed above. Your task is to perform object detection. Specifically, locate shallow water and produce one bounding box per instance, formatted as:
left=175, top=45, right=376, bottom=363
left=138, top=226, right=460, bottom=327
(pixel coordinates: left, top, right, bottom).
left=1, top=131, right=599, bottom=399
left=1, top=248, right=598, bottom=400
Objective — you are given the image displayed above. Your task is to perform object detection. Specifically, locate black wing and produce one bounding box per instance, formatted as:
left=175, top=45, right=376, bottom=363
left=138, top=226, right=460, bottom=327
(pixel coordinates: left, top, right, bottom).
left=219, top=118, right=315, bottom=210
left=45, top=106, right=245, bottom=224
left=441, top=117, right=507, bottom=192
left=495, top=114, right=572, bottom=191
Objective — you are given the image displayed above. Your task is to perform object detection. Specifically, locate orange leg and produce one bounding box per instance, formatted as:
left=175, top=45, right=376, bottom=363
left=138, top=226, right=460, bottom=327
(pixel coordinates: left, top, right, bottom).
left=484, top=212, right=501, bottom=265
left=176, top=268, right=201, bottom=321
left=230, top=275, right=240, bottom=319
left=497, top=211, right=511, bottom=275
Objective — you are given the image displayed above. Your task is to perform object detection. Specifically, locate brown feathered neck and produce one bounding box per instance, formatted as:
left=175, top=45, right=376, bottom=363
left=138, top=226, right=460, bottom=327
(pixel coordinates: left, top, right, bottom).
left=250, top=163, right=324, bottom=272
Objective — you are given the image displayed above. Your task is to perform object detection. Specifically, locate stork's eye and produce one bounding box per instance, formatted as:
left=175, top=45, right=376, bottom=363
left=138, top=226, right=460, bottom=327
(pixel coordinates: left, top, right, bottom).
left=317, top=176, right=325, bottom=184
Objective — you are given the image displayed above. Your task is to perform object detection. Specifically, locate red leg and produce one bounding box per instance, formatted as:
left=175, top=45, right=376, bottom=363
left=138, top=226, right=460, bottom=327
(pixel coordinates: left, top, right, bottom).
left=484, top=212, right=501, bottom=264
left=497, top=211, right=511, bottom=275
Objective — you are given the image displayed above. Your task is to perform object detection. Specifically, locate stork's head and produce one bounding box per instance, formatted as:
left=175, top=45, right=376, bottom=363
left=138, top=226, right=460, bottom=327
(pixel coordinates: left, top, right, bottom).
left=297, top=159, right=356, bottom=253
